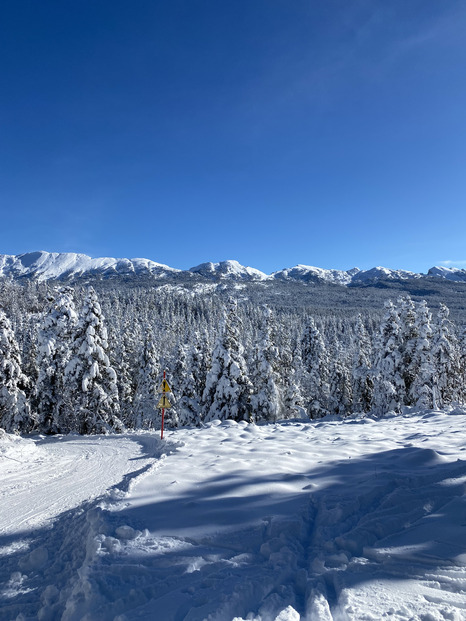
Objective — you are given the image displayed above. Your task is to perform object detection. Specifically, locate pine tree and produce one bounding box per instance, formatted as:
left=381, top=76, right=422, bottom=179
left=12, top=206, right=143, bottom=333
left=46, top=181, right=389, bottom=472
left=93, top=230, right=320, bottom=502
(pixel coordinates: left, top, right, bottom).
left=203, top=298, right=252, bottom=422
left=0, top=309, right=32, bottom=432
left=64, top=288, right=122, bottom=434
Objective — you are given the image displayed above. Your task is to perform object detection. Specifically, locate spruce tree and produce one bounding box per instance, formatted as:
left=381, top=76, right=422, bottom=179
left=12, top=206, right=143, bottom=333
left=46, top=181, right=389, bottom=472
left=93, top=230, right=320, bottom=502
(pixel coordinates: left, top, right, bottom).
left=398, top=296, right=418, bottom=405
left=64, top=288, right=122, bottom=434
left=203, top=298, right=252, bottom=422
left=113, top=320, right=138, bottom=427
left=371, top=301, right=404, bottom=415
left=277, top=329, right=305, bottom=419
left=301, top=317, right=330, bottom=418
left=0, top=309, right=32, bottom=432
left=431, top=303, right=461, bottom=407
left=250, top=307, right=281, bottom=422
left=132, top=334, right=161, bottom=429
left=352, top=314, right=373, bottom=413
left=36, top=288, right=77, bottom=433
left=328, top=344, right=353, bottom=416
left=174, top=332, right=208, bottom=427
left=408, top=300, right=434, bottom=409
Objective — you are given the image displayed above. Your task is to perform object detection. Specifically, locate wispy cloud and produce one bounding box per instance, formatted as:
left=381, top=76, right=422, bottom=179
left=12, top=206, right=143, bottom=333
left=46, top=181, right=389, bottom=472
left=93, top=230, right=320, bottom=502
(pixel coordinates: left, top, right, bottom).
left=439, top=260, right=466, bottom=267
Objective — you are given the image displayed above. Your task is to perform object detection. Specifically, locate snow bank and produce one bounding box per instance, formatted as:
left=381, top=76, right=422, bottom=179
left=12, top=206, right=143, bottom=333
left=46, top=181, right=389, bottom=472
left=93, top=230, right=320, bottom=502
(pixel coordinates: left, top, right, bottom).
left=0, top=428, right=41, bottom=461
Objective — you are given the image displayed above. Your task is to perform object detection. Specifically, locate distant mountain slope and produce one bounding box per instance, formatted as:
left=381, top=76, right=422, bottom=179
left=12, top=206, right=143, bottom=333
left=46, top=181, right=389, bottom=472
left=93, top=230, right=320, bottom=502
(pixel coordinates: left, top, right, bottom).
left=428, top=265, right=466, bottom=282
left=0, top=251, right=180, bottom=281
left=189, top=260, right=267, bottom=280
left=0, top=251, right=465, bottom=286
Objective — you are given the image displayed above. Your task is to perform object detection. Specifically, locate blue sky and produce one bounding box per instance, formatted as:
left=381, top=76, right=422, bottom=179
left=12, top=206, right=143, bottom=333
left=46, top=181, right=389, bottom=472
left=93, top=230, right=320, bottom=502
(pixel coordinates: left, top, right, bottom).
left=1, top=1, right=465, bottom=274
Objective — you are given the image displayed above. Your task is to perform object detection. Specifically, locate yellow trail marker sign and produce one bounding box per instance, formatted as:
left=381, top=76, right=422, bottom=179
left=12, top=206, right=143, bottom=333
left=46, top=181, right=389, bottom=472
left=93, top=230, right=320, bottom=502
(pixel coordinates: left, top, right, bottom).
left=158, top=379, right=171, bottom=393
left=157, top=395, right=172, bottom=409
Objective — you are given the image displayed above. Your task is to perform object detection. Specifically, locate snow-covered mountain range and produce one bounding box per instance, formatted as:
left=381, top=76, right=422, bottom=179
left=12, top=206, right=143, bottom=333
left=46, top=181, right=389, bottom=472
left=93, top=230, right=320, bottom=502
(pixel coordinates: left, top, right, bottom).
left=1, top=251, right=466, bottom=285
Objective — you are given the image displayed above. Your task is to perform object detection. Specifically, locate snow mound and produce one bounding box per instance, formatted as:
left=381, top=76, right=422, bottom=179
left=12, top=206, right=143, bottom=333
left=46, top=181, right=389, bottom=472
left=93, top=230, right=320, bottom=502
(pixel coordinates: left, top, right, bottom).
left=0, top=428, right=40, bottom=461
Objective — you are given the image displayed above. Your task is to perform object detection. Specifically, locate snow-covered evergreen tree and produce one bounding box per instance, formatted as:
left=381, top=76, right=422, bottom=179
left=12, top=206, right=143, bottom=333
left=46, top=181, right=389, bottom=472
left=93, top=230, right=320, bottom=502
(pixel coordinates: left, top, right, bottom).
left=459, top=325, right=466, bottom=404
left=408, top=300, right=434, bottom=409
left=64, top=288, right=122, bottom=434
left=202, top=298, right=252, bottom=422
left=0, top=309, right=32, bottom=432
left=36, top=288, right=77, bottom=433
left=173, top=332, right=208, bottom=426
left=328, top=345, right=353, bottom=416
left=113, top=321, right=139, bottom=427
left=430, top=303, right=461, bottom=407
left=278, top=330, right=305, bottom=419
left=132, top=333, right=161, bottom=429
left=301, top=317, right=330, bottom=418
left=250, top=307, right=281, bottom=422
left=352, top=314, right=373, bottom=413
left=398, top=296, right=418, bottom=405
left=371, top=300, right=404, bottom=415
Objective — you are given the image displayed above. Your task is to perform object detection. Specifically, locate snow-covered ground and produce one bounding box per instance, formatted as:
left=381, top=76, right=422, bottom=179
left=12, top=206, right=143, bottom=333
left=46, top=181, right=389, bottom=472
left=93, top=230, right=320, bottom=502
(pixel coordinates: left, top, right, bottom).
left=1, top=410, right=466, bottom=620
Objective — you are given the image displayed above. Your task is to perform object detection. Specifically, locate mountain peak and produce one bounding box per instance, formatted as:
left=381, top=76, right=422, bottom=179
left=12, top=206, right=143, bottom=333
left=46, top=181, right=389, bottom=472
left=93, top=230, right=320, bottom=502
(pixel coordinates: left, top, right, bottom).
left=189, top=260, right=267, bottom=280
left=1, top=251, right=466, bottom=286
left=428, top=266, right=466, bottom=282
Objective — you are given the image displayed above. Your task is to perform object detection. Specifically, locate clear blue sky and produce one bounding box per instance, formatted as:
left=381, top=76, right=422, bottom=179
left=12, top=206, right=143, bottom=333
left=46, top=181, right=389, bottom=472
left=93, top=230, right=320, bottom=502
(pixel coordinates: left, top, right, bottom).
left=1, top=1, right=465, bottom=274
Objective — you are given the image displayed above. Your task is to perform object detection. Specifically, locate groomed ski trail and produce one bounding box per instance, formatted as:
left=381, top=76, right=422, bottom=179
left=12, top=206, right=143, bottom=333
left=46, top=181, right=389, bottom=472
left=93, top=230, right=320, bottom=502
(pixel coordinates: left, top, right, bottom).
left=0, top=432, right=169, bottom=621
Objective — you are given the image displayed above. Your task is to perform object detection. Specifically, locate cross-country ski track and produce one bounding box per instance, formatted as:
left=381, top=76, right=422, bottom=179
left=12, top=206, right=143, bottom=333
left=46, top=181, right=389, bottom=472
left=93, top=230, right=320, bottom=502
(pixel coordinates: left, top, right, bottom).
left=1, top=409, right=466, bottom=621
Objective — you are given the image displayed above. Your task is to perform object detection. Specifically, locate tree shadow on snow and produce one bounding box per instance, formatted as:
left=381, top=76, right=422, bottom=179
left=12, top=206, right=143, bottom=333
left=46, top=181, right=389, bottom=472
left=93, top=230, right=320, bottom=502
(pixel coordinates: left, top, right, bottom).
left=1, top=442, right=465, bottom=621
left=87, top=444, right=466, bottom=620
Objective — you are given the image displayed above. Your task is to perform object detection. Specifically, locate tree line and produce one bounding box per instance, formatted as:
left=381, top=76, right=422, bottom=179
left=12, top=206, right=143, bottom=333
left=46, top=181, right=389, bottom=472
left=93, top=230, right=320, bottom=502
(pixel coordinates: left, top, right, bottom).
left=0, top=279, right=465, bottom=434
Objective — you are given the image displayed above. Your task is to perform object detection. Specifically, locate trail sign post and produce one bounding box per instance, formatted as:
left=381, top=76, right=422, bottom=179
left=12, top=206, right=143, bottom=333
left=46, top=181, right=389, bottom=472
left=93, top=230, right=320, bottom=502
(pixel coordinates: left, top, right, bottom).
left=157, top=371, right=172, bottom=440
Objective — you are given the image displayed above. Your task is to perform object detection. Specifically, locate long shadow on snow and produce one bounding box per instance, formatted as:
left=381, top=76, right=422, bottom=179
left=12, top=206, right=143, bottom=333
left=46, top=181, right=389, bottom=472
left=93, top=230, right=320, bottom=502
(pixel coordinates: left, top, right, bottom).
left=83, top=444, right=466, bottom=620
left=1, top=438, right=464, bottom=620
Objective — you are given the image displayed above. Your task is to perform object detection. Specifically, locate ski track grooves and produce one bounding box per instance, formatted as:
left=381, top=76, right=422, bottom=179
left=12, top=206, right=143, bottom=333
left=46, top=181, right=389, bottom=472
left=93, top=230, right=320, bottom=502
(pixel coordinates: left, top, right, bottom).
left=0, top=433, right=169, bottom=621
left=303, top=456, right=466, bottom=621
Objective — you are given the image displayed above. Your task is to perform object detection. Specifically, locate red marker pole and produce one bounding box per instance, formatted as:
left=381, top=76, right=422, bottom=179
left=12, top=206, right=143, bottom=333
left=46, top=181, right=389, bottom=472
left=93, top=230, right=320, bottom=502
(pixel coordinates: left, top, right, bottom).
left=161, top=370, right=165, bottom=440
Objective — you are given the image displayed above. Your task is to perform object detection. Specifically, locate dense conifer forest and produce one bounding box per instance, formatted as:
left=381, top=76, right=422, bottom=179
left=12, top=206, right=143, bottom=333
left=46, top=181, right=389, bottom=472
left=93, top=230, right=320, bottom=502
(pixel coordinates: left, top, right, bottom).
left=0, top=277, right=465, bottom=434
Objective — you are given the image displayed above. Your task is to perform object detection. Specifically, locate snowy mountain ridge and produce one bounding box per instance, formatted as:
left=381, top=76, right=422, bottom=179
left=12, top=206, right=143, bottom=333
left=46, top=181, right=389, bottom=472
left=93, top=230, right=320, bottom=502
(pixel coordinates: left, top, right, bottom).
left=0, top=251, right=180, bottom=281
left=1, top=251, right=465, bottom=285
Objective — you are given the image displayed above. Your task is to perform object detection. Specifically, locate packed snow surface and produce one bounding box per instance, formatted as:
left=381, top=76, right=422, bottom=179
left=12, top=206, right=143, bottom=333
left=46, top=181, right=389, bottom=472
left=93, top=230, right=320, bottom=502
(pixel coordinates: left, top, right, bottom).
left=1, top=410, right=466, bottom=620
